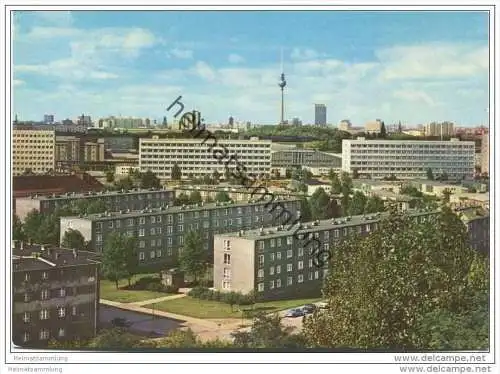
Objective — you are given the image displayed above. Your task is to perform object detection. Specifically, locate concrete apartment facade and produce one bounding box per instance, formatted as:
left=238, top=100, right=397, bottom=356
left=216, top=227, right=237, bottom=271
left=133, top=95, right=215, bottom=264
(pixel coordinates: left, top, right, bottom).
left=139, top=137, right=272, bottom=180
left=271, top=149, right=342, bottom=171
left=12, top=243, right=101, bottom=348
left=13, top=128, right=56, bottom=176
left=15, top=187, right=175, bottom=221
left=342, top=138, right=475, bottom=180
left=174, top=185, right=299, bottom=203
left=60, top=198, right=301, bottom=270
left=425, top=122, right=454, bottom=137
left=214, top=210, right=438, bottom=301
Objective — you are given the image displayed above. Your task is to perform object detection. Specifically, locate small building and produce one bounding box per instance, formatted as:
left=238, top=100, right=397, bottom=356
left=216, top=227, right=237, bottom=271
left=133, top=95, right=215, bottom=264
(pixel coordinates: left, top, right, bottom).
left=160, top=268, right=185, bottom=288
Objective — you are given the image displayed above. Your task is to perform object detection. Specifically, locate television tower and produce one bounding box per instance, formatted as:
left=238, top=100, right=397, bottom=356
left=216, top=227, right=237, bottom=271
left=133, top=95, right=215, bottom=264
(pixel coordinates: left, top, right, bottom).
left=278, top=48, right=287, bottom=125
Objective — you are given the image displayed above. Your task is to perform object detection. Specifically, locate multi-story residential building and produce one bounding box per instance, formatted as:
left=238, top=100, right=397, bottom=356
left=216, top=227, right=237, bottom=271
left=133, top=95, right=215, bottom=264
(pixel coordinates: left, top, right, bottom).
left=364, top=119, right=383, bottom=134
left=174, top=185, right=298, bottom=203
left=55, top=136, right=81, bottom=169
left=43, top=114, right=55, bottom=124
left=60, top=198, right=302, bottom=270
left=214, top=209, right=438, bottom=301
left=139, top=137, right=272, bottom=180
left=83, top=139, right=105, bottom=162
left=481, top=132, right=489, bottom=175
left=97, top=116, right=146, bottom=129
left=12, top=243, right=101, bottom=348
left=13, top=128, right=56, bottom=176
left=314, top=104, right=327, bottom=126
left=15, top=187, right=175, bottom=221
left=425, top=121, right=454, bottom=138
left=342, top=137, right=475, bottom=180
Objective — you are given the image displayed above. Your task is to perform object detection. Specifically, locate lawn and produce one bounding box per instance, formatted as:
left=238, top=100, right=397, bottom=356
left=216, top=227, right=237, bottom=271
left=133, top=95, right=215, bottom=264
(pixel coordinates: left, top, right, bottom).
left=144, top=296, right=321, bottom=319
left=100, top=273, right=174, bottom=303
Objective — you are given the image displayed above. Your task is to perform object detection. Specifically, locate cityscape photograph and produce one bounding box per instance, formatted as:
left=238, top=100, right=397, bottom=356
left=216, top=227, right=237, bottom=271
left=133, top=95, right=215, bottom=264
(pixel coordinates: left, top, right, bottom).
left=3, top=5, right=497, bottom=374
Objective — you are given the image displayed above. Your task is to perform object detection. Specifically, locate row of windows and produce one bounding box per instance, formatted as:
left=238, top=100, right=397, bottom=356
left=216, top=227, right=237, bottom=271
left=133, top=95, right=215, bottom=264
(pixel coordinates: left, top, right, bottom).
left=253, top=269, right=329, bottom=291
left=21, top=328, right=65, bottom=343
left=22, top=305, right=78, bottom=322
left=140, top=143, right=271, bottom=148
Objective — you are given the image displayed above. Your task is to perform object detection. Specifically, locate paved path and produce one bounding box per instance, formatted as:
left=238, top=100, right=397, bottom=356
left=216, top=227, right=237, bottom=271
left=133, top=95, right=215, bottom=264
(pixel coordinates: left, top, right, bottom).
left=130, top=293, right=186, bottom=306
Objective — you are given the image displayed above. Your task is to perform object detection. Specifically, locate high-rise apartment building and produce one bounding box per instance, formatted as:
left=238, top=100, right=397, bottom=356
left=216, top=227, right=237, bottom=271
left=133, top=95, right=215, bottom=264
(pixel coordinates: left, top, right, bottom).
left=12, top=243, right=101, bottom=348
left=314, top=104, right=327, bottom=126
left=83, top=139, right=105, bottom=162
left=15, top=187, right=175, bottom=221
left=60, top=198, right=301, bottom=270
left=214, top=210, right=438, bottom=301
left=13, top=128, right=56, bottom=176
left=364, top=119, right=383, bottom=134
left=55, top=136, right=81, bottom=169
left=481, top=132, right=489, bottom=175
left=342, top=137, right=475, bottom=180
left=43, top=114, right=55, bottom=124
left=425, top=122, right=454, bottom=138
left=139, top=137, right=272, bottom=180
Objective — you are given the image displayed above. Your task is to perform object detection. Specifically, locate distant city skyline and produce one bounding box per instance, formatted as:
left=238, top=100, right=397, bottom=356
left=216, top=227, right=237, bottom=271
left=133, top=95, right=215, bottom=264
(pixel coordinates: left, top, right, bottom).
left=13, top=10, right=489, bottom=126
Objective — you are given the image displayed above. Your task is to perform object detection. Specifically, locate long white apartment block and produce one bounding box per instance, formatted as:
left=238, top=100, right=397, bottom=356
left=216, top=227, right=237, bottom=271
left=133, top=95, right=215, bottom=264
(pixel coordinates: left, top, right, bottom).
left=139, top=136, right=272, bottom=179
left=13, top=128, right=56, bottom=176
left=342, top=137, right=475, bottom=180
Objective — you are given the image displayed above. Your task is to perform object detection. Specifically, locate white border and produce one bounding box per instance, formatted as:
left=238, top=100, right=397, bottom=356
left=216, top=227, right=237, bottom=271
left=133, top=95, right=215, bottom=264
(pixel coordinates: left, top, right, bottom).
left=1, top=1, right=498, bottom=372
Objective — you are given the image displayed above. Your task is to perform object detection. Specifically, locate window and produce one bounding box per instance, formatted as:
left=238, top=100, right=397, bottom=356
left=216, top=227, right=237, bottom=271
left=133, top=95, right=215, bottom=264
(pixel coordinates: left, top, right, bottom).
left=308, top=259, right=313, bottom=268
left=167, top=215, right=173, bottom=224
left=287, top=264, right=293, bottom=272
left=334, top=229, right=340, bottom=238
left=276, top=238, right=282, bottom=247
left=222, top=281, right=231, bottom=289
left=276, top=279, right=282, bottom=288
left=128, top=218, right=134, bottom=226
left=287, top=249, right=293, bottom=258
left=308, top=272, right=313, bottom=280
left=139, top=217, right=146, bottom=225
left=150, top=228, right=156, bottom=235
left=39, top=309, right=49, bottom=320
left=39, top=329, right=50, bottom=340
left=223, top=239, right=231, bottom=250
left=257, top=269, right=264, bottom=278
left=58, top=307, right=66, bottom=318
left=41, top=289, right=49, bottom=300
left=258, top=255, right=264, bottom=266
left=139, top=229, right=145, bottom=237
left=269, top=266, right=275, bottom=275
left=71, top=306, right=77, bottom=316
left=58, top=328, right=65, bottom=338
left=314, top=271, right=319, bottom=279
left=151, top=216, right=156, bottom=224
left=287, top=236, right=293, bottom=245
left=178, top=213, right=184, bottom=223
left=96, top=234, right=103, bottom=242
left=224, top=253, right=231, bottom=265
left=42, top=272, right=48, bottom=280
left=323, top=243, right=329, bottom=251
left=257, top=283, right=264, bottom=292
left=270, top=253, right=275, bottom=261
left=324, top=231, right=329, bottom=240
left=59, top=288, right=66, bottom=297
left=108, top=221, right=114, bottom=229
left=223, top=268, right=231, bottom=279
left=150, top=251, right=156, bottom=259
left=298, top=274, right=304, bottom=283
left=269, top=280, right=275, bottom=289
left=366, top=224, right=371, bottom=232
left=270, top=239, right=275, bottom=248
left=287, top=276, right=293, bottom=286
left=139, top=252, right=145, bottom=261
left=23, top=312, right=30, bottom=323
left=298, top=248, right=303, bottom=257
left=179, top=236, right=184, bottom=245
left=258, top=241, right=265, bottom=250
left=298, top=261, right=304, bottom=270
left=23, top=332, right=30, bottom=343
left=178, top=224, right=184, bottom=232
left=157, top=216, right=162, bottom=223
left=167, top=226, right=173, bottom=234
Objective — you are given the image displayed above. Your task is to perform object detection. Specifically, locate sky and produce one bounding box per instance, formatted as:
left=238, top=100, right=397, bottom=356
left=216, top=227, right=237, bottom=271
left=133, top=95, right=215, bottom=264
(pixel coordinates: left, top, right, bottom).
left=12, top=10, right=490, bottom=126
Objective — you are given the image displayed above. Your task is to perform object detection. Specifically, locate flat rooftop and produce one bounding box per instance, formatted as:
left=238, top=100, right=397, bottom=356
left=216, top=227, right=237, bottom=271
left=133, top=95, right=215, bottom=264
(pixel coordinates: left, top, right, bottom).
left=18, top=187, right=174, bottom=201
left=218, top=209, right=438, bottom=241
left=61, top=197, right=301, bottom=221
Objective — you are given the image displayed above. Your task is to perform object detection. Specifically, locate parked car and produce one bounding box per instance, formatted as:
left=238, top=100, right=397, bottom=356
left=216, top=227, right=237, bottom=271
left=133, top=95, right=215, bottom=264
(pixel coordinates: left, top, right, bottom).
left=317, top=302, right=329, bottom=309
left=111, top=317, right=132, bottom=328
left=285, top=308, right=305, bottom=318
left=301, top=304, right=317, bottom=314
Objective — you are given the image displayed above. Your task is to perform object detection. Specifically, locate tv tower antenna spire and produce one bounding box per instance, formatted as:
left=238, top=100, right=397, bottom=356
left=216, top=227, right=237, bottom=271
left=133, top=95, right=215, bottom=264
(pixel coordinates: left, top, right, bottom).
left=278, top=47, right=287, bottom=125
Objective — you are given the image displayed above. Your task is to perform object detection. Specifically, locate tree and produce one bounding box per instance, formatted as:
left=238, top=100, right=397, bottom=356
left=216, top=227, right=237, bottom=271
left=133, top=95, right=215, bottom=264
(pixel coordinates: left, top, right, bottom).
left=178, top=231, right=209, bottom=283
left=13, top=214, right=25, bottom=241
left=61, top=229, right=86, bottom=250
left=202, top=174, right=213, bottom=185
left=105, top=169, right=115, bottom=183
left=113, top=176, right=134, bottom=191
left=224, top=167, right=232, bottom=181
left=380, top=121, right=387, bottom=138
left=86, top=200, right=108, bottom=214
left=37, top=213, right=60, bottom=245
left=299, top=198, right=312, bottom=222
left=140, top=170, right=161, bottom=189
left=171, top=163, right=182, bottom=180
left=330, top=171, right=342, bottom=194
left=212, top=170, right=220, bottom=184
left=87, top=328, right=148, bottom=350
left=303, top=206, right=483, bottom=350
left=101, top=233, right=136, bottom=289
left=309, top=188, right=333, bottom=220
left=23, top=209, right=44, bottom=243
left=442, top=188, right=452, bottom=203
left=285, top=168, right=293, bottom=179
left=349, top=191, right=367, bottom=216
left=215, top=191, right=231, bottom=203
left=427, top=168, right=434, bottom=180
left=352, top=168, right=360, bottom=179
left=231, top=313, right=300, bottom=348
left=189, top=191, right=203, bottom=204
left=364, top=195, right=385, bottom=214
left=175, top=193, right=190, bottom=206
